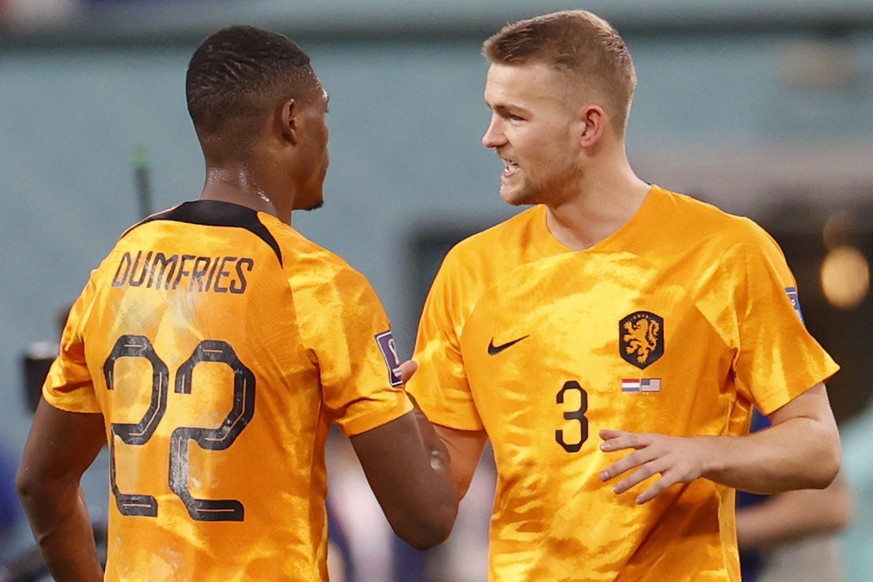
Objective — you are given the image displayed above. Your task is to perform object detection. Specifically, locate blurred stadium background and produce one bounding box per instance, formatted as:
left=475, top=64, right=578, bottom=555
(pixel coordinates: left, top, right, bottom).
left=1, top=0, right=872, bottom=580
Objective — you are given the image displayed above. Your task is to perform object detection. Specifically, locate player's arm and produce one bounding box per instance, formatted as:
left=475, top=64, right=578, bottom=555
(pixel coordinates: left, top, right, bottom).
left=399, top=360, right=488, bottom=499
left=736, top=474, right=853, bottom=549
left=599, top=383, right=841, bottom=503
left=16, top=399, right=105, bottom=582
left=349, top=399, right=460, bottom=550
left=432, top=424, right=488, bottom=498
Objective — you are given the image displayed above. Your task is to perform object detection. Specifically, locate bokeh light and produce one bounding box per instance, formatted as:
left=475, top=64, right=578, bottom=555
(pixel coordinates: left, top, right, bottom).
left=820, top=245, right=870, bottom=309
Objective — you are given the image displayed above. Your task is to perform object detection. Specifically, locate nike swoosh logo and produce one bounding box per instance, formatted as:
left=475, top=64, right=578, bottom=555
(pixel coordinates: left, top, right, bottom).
left=487, top=335, right=529, bottom=356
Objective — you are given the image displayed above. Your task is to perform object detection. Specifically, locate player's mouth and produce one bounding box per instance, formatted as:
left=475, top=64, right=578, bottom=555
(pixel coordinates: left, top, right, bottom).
left=502, top=159, right=520, bottom=180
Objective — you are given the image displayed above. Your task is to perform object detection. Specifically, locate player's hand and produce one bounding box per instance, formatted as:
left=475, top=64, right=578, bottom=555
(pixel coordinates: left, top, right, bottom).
left=598, top=429, right=711, bottom=504
left=398, top=359, right=418, bottom=384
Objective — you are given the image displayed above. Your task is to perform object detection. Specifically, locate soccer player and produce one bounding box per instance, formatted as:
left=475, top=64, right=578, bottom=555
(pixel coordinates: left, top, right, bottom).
left=15, top=25, right=457, bottom=581
left=406, top=10, right=841, bottom=581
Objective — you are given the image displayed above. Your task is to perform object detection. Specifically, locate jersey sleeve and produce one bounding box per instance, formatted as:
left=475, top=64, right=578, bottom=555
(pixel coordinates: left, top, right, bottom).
left=407, top=248, right=484, bottom=431
left=294, top=265, right=412, bottom=437
left=42, top=276, right=101, bottom=413
left=730, top=223, right=839, bottom=414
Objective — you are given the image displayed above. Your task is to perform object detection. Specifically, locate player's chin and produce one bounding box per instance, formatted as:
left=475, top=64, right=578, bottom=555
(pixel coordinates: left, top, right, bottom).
left=301, top=201, right=324, bottom=212
left=499, top=186, right=535, bottom=207
left=297, top=191, right=325, bottom=212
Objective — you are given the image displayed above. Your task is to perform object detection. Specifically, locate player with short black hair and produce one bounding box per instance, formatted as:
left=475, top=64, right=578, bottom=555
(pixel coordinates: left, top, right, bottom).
left=16, top=24, right=458, bottom=582
left=186, top=25, right=319, bottom=153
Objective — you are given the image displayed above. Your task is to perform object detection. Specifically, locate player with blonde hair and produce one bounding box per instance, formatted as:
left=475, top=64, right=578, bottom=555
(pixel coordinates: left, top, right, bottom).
left=408, top=10, right=841, bottom=581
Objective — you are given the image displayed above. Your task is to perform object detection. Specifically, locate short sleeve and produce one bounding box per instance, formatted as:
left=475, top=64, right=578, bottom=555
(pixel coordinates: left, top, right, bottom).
left=43, top=278, right=101, bottom=413
left=407, top=249, right=484, bottom=431
left=294, top=266, right=412, bottom=437
left=731, top=225, right=839, bottom=414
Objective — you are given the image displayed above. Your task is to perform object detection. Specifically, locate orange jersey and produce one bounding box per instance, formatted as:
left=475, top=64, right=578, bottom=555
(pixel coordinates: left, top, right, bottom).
left=43, top=200, right=411, bottom=581
left=408, top=186, right=838, bottom=581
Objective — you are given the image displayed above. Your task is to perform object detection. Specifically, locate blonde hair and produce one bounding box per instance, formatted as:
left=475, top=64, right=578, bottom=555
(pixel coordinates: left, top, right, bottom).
left=483, top=10, right=637, bottom=134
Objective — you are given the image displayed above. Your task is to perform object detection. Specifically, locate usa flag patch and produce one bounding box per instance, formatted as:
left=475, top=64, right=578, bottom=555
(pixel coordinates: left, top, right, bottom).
left=641, top=378, right=662, bottom=392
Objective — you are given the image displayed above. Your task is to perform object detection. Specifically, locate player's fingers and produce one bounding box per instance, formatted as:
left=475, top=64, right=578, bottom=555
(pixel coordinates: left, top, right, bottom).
left=598, top=429, right=627, bottom=441
left=398, top=359, right=418, bottom=383
left=600, top=431, right=651, bottom=452
left=611, top=459, right=665, bottom=494
left=635, top=470, right=678, bottom=504
left=599, top=446, right=654, bottom=482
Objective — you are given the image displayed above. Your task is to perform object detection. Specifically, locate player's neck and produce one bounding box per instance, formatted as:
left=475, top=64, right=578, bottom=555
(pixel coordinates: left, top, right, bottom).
left=545, top=171, right=650, bottom=251
left=200, top=167, right=285, bottom=222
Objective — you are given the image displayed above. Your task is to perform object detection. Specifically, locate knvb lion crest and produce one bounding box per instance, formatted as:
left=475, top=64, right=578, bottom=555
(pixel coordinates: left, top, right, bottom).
left=619, top=311, right=664, bottom=369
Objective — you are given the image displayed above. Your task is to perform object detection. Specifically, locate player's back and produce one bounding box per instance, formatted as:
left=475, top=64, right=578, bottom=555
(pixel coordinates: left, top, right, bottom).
left=73, top=201, right=340, bottom=580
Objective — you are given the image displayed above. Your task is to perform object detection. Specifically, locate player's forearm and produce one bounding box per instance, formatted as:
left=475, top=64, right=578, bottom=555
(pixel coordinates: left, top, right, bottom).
left=432, top=424, right=487, bottom=500
left=18, top=482, right=102, bottom=582
left=403, top=407, right=461, bottom=544
left=350, top=409, right=459, bottom=550
left=701, top=416, right=840, bottom=494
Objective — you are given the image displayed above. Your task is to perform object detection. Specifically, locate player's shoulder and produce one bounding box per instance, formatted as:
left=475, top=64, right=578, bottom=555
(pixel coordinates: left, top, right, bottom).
left=443, top=206, right=543, bottom=267
left=653, top=186, right=776, bottom=249
left=272, top=224, right=376, bottom=295
left=457, top=206, right=542, bottom=245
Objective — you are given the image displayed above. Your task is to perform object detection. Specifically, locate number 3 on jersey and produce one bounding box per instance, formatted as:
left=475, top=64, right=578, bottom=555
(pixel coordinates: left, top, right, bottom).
left=104, top=335, right=255, bottom=522
left=555, top=380, right=589, bottom=453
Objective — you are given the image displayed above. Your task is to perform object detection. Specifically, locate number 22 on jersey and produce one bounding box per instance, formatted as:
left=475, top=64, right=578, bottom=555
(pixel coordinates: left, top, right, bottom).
left=103, top=334, right=255, bottom=522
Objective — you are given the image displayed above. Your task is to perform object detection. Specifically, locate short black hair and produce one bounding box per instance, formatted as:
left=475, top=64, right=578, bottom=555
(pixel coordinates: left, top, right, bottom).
left=186, top=25, right=318, bottom=142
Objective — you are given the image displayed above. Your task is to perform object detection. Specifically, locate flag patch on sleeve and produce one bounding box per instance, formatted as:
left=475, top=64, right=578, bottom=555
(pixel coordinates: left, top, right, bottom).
left=785, top=287, right=805, bottom=323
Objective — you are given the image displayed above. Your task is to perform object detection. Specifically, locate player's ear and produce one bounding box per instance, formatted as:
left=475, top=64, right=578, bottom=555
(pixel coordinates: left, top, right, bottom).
left=578, top=104, right=605, bottom=148
left=278, top=97, right=299, bottom=145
